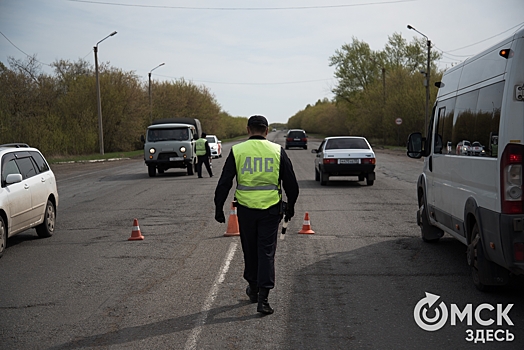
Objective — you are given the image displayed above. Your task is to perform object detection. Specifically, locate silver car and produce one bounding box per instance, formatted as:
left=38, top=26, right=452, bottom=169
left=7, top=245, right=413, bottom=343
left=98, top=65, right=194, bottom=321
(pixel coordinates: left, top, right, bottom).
left=0, top=144, right=59, bottom=258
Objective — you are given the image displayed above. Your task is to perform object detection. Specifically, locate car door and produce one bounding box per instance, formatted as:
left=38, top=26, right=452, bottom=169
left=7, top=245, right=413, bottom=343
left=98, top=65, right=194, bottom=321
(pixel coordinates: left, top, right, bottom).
left=315, top=140, right=326, bottom=171
left=14, top=155, right=43, bottom=225
left=1, top=155, right=32, bottom=234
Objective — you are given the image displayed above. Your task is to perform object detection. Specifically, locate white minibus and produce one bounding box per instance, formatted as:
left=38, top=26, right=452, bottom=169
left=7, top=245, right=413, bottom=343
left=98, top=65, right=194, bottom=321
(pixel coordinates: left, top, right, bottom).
left=407, top=26, right=524, bottom=290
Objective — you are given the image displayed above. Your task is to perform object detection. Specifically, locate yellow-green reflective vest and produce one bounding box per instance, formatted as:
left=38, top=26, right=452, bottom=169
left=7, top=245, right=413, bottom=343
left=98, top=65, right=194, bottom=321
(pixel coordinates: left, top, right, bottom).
left=195, top=138, right=207, bottom=156
left=233, top=139, right=281, bottom=209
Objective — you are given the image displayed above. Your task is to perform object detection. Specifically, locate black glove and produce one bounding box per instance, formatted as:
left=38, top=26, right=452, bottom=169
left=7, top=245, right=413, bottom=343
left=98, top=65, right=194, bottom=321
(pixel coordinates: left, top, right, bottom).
left=215, top=208, right=226, bottom=223
left=284, top=205, right=294, bottom=222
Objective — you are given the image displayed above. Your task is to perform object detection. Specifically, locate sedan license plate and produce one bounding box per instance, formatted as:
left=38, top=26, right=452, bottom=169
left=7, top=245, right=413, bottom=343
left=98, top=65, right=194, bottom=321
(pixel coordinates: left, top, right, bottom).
left=339, top=159, right=359, bottom=164
left=169, top=157, right=183, bottom=161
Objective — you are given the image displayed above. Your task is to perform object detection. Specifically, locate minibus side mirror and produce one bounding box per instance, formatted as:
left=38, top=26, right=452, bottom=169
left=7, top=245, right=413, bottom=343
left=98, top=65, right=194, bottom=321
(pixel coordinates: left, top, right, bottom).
left=140, top=135, right=145, bottom=143
left=407, top=132, right=425, bottom=159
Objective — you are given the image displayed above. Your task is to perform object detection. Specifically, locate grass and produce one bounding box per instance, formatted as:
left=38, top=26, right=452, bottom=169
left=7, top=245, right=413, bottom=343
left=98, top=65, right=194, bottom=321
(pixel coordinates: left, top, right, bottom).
left=47, top=150, right=143, bottom=164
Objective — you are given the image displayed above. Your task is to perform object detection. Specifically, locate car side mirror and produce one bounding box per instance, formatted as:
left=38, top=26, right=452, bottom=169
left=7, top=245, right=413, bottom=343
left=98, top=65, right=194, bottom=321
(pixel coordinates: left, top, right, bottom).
left=140, top=135, right=145, bottom=143
left=6, top=173, right=23, bottom=185
left=311, top=149, right=318, bottom=153
left=407, top=132, right=424, bottom=159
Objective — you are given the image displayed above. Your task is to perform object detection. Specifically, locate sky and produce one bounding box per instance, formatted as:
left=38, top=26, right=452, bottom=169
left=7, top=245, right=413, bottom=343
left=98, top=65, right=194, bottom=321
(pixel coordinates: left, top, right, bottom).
left=1, top=0, right=523, bottom=125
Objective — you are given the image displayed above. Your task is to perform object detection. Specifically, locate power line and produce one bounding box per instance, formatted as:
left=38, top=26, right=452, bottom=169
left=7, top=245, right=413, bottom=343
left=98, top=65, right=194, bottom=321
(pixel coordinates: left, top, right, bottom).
left=436, top=21, right=524, bottom=54
left=0, top=30, right=52, bottom=67
left=67, top=0, right=418, bottom=10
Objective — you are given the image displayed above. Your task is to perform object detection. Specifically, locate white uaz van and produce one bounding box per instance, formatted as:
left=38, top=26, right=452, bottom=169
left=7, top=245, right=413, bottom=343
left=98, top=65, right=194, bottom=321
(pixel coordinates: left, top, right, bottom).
left=407, top=26, right=524, bottom=290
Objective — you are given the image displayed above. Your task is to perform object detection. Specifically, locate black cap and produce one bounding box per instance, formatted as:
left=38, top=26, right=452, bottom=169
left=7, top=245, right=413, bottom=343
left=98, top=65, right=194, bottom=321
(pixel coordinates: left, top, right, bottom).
left=247, top=115, right=268, bottom=127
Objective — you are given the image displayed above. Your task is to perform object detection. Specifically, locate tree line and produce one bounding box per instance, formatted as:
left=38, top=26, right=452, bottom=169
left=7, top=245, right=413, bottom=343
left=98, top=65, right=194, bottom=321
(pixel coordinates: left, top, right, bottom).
left=288, top=33, right=443, bottom=146
left=0, top=56, right=248, bottom=156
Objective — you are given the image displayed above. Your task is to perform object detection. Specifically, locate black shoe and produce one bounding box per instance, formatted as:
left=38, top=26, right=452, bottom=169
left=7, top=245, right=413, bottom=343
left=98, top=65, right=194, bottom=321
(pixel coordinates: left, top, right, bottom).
left=257, top=300, right=274, bottom=314
left=246, top=286, right=258, bottom=303
left=198, top=176, right=203, bottom=178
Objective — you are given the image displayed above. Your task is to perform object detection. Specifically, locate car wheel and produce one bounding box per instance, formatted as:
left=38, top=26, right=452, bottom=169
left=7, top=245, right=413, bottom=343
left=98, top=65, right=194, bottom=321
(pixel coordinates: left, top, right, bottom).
left=36, top=200, right=56, bottom=238
left=468, top=223, right=509, bottom=291
left=0, top=215, right=6, bottom=258
left=219, top=154, right=222, bottom=158
left=320, top=171, right=328, bottom=186
left=285, top=146, right=289, bottom=150
left=366, top=178, right=374, bottom=186
left=418, top=200, right=443, bottom=243
left=315, top=168, right=320, bottom=181
left=358, top=175, right=364, bottom=182
left=304, top=145, right=307, bottom=150
left=148, top=165, right=156, bottom=177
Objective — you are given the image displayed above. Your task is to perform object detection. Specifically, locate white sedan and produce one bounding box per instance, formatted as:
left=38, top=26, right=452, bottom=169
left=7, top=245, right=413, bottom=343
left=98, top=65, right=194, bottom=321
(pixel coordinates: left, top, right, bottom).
left=312, top=136, right=376, bottom=186
left=205, top=135, right=222, bottom=158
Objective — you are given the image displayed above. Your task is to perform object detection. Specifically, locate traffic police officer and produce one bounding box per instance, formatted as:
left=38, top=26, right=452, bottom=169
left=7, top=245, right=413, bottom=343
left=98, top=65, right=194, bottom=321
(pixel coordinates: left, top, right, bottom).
left=214, top=115, right=299, bottom=314
left=195, top=132, right=213, bottom=178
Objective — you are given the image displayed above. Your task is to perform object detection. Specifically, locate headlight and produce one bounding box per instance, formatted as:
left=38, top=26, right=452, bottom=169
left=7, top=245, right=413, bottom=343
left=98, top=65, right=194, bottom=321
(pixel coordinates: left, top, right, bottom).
left=211, top=145, right=217, bottom=150
left=149, top=148, right=156, bottom=154
left=180, top=146, right=186, bottom=153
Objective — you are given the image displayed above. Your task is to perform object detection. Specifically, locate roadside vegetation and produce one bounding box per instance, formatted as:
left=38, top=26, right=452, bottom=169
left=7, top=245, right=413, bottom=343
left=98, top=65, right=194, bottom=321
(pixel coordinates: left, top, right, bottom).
left=1, top=31, right=442, bottom=157
left=288, top=33, right=443, bottom=146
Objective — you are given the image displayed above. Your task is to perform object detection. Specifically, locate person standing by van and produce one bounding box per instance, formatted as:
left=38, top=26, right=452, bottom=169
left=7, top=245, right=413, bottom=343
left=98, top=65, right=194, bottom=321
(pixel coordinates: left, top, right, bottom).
left=214, top=115, right=299, bottom=314
left=195, top=132, right=213, bottom=178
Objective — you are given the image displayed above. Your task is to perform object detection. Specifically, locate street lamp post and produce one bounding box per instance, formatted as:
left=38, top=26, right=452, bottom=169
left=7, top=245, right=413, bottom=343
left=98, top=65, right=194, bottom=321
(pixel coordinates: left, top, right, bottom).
left=94, top=31, right=117, bottom=155
left=407, top=24, right=431, bottom=135
left=148, top=63, right=165, bottom=124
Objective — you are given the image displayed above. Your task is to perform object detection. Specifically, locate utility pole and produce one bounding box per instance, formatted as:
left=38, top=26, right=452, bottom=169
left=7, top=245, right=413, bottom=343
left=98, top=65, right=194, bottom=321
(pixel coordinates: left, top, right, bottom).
left=94, top=31, right=117, bottom=155
left=149, top=63, right=165, bottom=124
left=407, top=25, right=431, bottom=136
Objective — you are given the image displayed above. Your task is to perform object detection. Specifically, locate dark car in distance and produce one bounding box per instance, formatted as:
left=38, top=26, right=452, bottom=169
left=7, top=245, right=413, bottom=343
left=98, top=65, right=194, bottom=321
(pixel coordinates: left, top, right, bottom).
left=285, top=129, right=308, bottom=149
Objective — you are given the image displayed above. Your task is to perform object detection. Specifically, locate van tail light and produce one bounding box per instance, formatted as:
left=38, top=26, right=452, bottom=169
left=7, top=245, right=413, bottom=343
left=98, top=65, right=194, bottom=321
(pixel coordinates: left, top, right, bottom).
left=323, top=159, right=337, bottom=165
left=301, top=138, right=307, bottom=142
left=515, top=243, right=524, bottom=261
left=286, top=137, right=293, bottom=142
left=361, top=158, right=376, bottom=165
left=501, top=144, right=524, bottom=214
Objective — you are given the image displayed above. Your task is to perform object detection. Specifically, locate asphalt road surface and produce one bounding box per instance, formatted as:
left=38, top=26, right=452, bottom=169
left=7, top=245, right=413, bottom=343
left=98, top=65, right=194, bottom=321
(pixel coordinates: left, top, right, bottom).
left=1, top=131, right=523, bottom=349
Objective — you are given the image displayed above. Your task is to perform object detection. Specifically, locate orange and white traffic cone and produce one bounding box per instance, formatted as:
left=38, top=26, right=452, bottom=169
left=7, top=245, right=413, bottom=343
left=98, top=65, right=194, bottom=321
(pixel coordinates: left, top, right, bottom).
left=298, top=212, right=315, bottom=234
left=224, top=202, right=240, bottom=237
left=128, top=218, right=144, bottom=240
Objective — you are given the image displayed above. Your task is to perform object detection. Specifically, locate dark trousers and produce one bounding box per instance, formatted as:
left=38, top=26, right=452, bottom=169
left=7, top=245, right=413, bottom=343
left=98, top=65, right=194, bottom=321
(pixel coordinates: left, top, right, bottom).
left=237, top=203, right=280, bottom=289
left=197, top=156, right=213, bottom=177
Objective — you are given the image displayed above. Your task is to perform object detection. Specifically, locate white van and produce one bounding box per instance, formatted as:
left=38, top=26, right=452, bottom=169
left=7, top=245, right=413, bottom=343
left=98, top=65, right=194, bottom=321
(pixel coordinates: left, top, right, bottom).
left=407, top=26, right=524, bottom=290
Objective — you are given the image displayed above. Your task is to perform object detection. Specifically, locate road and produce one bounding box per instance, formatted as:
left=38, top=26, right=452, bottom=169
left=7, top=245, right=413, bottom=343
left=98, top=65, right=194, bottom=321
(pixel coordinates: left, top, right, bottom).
left=1, top=131, right=523, bottom=349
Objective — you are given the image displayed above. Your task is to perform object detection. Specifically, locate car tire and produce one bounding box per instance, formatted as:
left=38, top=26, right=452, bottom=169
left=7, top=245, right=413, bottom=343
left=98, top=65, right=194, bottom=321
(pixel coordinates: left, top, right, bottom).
left=315, top=168, right=320, bottom=181
left=320, top=171, right=328, bottom=186
left=418, top=201, right=443, bottom=243
left=36, top=200, right=55, bottom=238
left=219, top=154, right=222, bottom=158
left=366, top=178, right=374, bottom=186
left=304, top=145, right=307, bottom=150
left=468, top=223, right=509, bottom=291
left=0, top=215, right=6, bottom=259
left=285, top=146, right=289, bottom=150
left=148, top=165, right=156, bottom=177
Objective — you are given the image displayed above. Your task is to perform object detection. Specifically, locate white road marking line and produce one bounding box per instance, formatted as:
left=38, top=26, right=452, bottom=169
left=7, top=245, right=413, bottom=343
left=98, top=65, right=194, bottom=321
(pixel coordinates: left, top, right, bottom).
left=184, top=241, right=238, bottom=350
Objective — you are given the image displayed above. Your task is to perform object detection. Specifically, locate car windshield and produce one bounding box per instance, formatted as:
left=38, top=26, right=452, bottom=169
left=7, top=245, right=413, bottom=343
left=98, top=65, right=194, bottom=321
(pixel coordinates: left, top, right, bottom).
left=206, top=137, right=215, bottom=143
left=148, top=128, right=189, bottom=141
left=325, top=138, right=369, bottom=150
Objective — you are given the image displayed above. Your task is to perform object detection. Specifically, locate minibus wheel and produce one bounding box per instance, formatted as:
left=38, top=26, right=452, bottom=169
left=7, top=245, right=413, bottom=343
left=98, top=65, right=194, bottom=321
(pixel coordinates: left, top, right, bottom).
left=418, top=202, right=443, bottom=242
